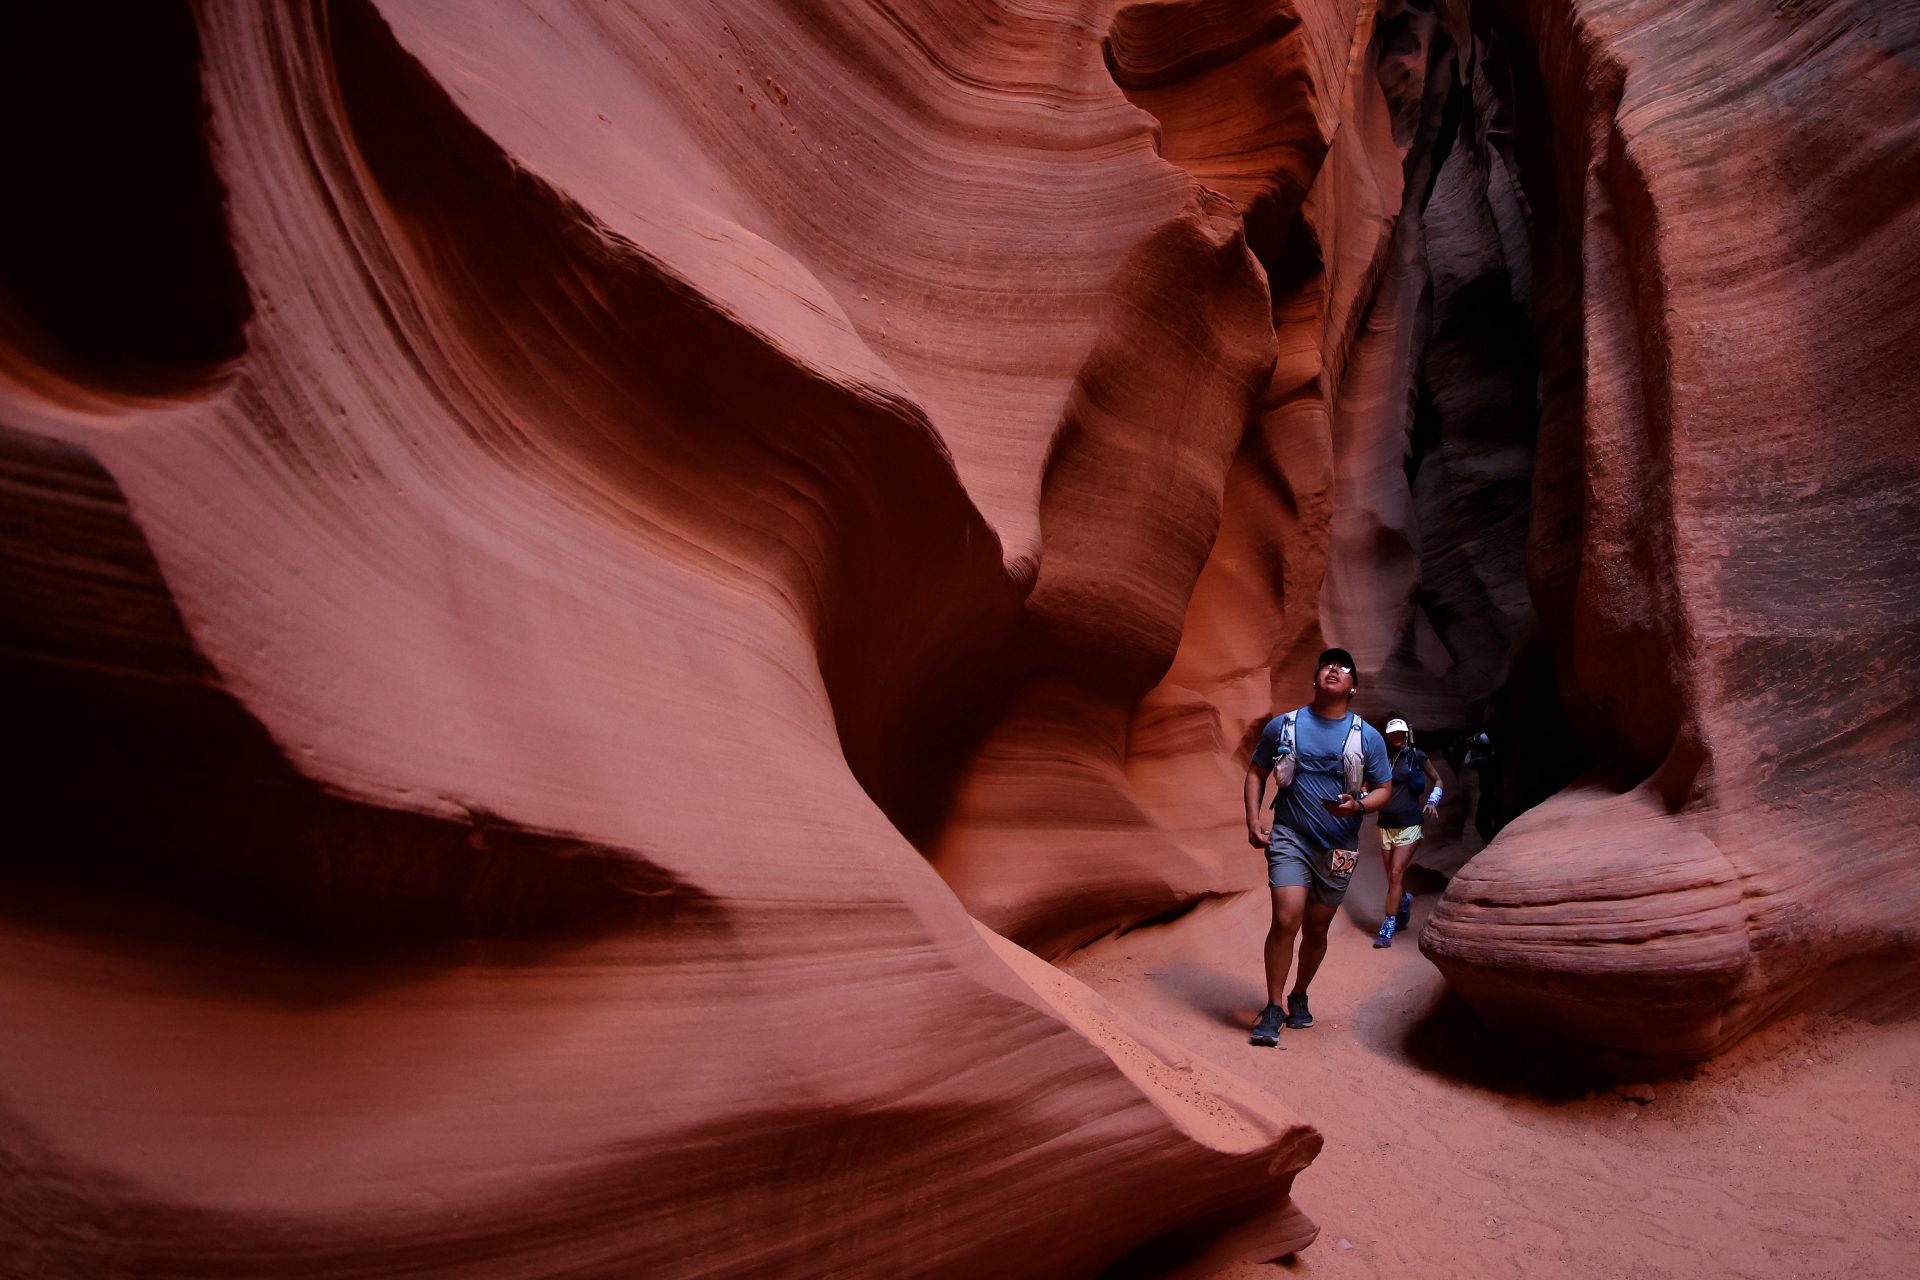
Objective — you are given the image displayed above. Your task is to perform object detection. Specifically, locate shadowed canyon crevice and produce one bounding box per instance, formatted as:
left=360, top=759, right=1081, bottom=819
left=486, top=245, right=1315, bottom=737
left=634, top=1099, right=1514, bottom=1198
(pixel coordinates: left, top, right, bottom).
left=2, top=0, right=1917, bottom=1274
left=0, top=5, right=251, bottom=396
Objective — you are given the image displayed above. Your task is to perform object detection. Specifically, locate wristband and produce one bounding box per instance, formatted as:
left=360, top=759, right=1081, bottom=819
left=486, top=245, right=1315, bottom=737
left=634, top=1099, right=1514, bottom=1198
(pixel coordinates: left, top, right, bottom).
left=1427, top=787, right=1442, bottom=805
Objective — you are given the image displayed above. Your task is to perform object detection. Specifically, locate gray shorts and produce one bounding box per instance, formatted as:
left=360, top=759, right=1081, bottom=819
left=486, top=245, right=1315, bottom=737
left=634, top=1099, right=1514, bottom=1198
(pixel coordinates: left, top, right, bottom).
left=1267, top=824, right=1359, bottom=906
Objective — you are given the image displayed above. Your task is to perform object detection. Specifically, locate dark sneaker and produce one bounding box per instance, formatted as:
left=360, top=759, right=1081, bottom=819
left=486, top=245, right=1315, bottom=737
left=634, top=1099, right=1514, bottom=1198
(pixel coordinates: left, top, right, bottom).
left=1374, top=917, right=1396, bottom=948
left=1249, top=1002, right=1284, bottom=1047
left=1395, top=891, right=1413, bottom=932
left=1285, top=992, right=1314, bottom=1029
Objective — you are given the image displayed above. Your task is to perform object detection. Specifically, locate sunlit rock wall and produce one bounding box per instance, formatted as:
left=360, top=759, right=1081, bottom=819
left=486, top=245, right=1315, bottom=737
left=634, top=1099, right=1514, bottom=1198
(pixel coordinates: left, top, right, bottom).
left=0, top=2, right=1325, bottom=1274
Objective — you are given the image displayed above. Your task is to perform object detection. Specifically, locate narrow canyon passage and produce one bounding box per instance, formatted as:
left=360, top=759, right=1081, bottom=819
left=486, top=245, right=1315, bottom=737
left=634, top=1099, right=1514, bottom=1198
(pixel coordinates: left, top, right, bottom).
left=1, top=0, right=1915, bottom=1276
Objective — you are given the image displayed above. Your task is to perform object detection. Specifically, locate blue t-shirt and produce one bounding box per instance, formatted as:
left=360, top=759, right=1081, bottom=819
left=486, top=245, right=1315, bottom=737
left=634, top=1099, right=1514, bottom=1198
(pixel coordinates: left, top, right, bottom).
left=1252, top=707, right=1392, bottom=850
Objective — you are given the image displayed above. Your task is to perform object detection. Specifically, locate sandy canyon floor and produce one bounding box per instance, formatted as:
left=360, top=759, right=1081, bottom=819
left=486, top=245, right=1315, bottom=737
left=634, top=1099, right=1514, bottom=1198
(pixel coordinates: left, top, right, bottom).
left=1063, top=856, right=1920, bottom=1280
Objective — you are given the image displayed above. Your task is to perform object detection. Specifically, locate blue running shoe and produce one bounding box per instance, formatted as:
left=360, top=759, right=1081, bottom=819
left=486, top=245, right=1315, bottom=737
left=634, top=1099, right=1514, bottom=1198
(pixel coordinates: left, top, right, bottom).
left=1250, top=1002, right=1284, bottom=1047
left=1395, top=891, right=1413, bottom=932
left=1285, top=992, right=1314, bottom=1029
left=1374, top=917, right=1396, bottom=948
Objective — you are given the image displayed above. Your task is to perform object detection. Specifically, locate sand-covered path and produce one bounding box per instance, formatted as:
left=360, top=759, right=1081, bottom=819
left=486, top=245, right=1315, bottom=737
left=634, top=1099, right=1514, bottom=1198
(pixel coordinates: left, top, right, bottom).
left=1063, top=872, right=1920, bottom=1280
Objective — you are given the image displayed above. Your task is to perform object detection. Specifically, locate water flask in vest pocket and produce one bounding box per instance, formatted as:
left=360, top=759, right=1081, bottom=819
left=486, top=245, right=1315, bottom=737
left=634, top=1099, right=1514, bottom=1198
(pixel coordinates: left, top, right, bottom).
left=1271, top=714, right=1298, bottom=788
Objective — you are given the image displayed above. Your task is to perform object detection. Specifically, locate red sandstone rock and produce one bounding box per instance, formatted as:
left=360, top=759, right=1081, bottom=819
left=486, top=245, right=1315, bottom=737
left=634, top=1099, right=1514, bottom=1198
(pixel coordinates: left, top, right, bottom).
left=0, top=1, right=1322, bottom=1273
left=3, top=0, right=1918, bottom=1270
left=1421, top=0, right=1920, bottom=1066
left=930, top=0, right=1417, bottom=957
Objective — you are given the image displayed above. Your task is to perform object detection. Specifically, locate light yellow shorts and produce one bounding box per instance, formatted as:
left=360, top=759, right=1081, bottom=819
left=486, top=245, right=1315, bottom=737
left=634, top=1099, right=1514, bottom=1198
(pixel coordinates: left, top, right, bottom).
left=1378, top=824, right=1423, bottom=851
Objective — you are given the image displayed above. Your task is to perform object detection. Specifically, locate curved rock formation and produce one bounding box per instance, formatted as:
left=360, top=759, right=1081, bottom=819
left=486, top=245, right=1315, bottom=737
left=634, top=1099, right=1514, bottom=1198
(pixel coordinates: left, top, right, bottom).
left=0, top=1, right=1323, bottom=1273
left=1421, top=0, right=1920, bottom=1067
left=4, top=0, right=1918, bottom=1268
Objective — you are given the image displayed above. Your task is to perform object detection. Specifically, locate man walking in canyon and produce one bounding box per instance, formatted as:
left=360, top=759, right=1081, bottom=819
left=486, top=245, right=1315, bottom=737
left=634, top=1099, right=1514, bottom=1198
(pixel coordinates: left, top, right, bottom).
left=1242, top=648, right=1392, bottom=1046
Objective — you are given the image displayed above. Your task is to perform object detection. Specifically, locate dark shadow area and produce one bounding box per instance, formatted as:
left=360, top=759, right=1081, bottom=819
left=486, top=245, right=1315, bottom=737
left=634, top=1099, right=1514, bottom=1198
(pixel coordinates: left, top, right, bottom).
left=1113, top=892, right=1221, bottom=940
left=1372, top=0, right=1592, bottom=857
left=1, top=422, right=722, bottom=971
left=1103, top=1192, right=1317, bottom=1279
left=0, top=1, right=250, bottom=392
left=1387, top=978, right=1613, bottom=1103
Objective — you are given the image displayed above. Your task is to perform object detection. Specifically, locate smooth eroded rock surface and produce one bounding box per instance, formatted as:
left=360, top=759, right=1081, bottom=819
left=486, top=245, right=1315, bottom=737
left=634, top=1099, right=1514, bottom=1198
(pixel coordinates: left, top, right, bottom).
left=1420, top=0, right=1920, bottom=1067
left=0, top=1, right=1325, bottom=1274
left=2, top=0, right=1917, bottom=1271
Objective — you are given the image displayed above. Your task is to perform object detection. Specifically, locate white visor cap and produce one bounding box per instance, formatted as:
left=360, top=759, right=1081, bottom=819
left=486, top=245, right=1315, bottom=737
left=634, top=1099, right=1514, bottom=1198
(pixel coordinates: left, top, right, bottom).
left=1383, top=718, right=1411, bottom=735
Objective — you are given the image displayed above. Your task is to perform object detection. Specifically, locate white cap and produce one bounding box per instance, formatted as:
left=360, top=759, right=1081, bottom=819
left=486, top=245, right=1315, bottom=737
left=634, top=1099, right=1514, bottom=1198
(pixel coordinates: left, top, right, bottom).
left=1383, top=718, right=1411, bottom=735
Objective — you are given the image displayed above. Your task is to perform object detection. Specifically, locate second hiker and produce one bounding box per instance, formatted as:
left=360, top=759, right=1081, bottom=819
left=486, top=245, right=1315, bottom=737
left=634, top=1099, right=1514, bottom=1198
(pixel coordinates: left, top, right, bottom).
left=1371, top=717, right=1442, bottom=948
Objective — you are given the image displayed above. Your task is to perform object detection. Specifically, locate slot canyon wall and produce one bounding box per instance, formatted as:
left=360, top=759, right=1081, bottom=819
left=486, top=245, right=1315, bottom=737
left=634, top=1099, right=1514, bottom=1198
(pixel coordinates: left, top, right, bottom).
left=0, top=0, right=1914, bottom=1276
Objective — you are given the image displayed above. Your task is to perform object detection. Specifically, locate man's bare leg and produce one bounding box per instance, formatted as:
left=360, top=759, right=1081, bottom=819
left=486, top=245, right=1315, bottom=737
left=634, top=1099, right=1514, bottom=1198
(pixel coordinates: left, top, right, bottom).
left=1264, top=885, right=1307, bottom=1007
left=1291, top=898, right=1340, bottom=995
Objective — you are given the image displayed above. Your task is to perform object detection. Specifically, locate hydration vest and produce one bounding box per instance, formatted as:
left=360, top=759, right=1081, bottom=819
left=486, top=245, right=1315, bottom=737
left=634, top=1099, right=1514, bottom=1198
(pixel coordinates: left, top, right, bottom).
left=1271, top=709, right=1368, bottom=796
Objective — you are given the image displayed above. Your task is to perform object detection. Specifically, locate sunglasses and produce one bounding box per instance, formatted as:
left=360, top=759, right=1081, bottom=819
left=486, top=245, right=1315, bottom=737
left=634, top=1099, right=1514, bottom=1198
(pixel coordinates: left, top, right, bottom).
left=1319, top=661, right=1354, bottom=674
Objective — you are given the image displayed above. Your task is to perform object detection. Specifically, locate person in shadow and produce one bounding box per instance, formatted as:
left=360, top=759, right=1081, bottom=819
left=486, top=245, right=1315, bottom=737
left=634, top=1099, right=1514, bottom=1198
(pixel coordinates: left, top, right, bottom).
left=1370, top=717, right=1442, bottom=948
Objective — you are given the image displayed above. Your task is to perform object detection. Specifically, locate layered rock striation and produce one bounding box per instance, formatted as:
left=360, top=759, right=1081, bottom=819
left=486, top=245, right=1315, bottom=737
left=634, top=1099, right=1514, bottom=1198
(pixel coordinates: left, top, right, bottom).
left=1420, top=0, right=1920, bottom=1068
left=0, top=1, right=1324, bottom=1274
left=2, top=0, right=1917, bottom=1272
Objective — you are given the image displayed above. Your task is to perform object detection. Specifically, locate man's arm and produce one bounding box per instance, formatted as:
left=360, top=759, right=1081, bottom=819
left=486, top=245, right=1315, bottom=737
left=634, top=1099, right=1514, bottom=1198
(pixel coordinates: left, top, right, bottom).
left=1244, top=761, right=1273, bottom=848
left=1334, top=781, right=1391, bottom=818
